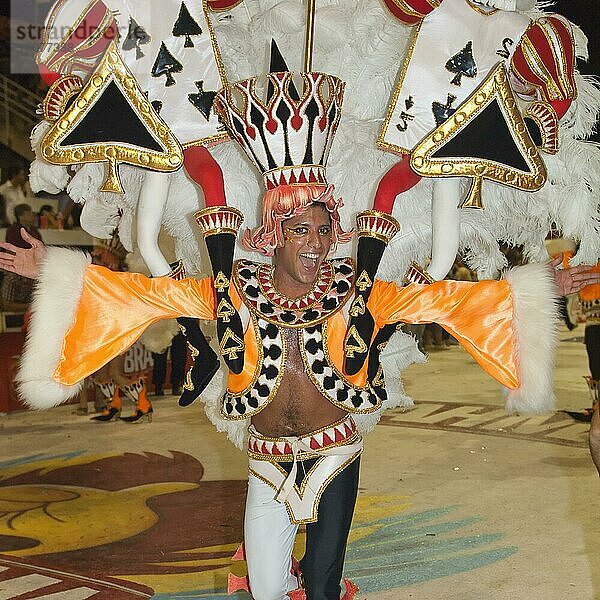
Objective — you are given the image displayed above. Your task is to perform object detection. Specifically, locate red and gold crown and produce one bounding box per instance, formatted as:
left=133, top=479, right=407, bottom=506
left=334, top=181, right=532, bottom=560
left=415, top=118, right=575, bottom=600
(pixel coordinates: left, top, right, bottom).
left=213, top=71, right=344, bottom=190
left=36, top=0, right=118, bottom=78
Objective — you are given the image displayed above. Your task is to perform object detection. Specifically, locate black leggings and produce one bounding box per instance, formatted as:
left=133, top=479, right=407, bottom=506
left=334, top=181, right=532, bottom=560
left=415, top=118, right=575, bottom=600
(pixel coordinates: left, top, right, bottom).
left=585, top=324, right=600, bottom=381
left=300, top=456, right=360, bottom=600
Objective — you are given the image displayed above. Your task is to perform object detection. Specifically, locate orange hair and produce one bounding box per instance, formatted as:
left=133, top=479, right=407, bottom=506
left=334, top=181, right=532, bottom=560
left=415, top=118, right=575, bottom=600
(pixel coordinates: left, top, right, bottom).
left=242, top=184, right=353, bottom=256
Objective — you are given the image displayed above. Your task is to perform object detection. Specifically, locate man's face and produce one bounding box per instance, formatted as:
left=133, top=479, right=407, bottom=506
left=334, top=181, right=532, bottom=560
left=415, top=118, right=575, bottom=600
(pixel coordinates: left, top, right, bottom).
left=18, top=209, right=34, bottom=228
left=273, top=204, right=333, bottom=296
left=12, top=169, right=26, bottom=186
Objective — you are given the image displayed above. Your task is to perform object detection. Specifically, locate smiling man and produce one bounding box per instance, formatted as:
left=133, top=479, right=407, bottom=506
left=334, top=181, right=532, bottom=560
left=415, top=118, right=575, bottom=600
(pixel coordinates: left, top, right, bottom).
left=3, top=198, right=599, bottom=600
left=3, top=70, right=600, bottom=600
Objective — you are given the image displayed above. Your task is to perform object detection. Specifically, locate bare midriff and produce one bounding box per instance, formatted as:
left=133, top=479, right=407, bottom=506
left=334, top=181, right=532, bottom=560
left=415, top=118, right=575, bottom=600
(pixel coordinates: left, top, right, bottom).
left=251, top=327, right=347, bottom=437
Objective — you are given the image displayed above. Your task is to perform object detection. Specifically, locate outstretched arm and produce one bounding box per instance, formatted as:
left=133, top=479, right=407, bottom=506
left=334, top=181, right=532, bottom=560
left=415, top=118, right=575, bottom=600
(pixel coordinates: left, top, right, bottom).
left=14, top=245, right=217, bottom=410
left=0, top=228, right=46, bottom=279
left=368, top=260, right=593, bottom=416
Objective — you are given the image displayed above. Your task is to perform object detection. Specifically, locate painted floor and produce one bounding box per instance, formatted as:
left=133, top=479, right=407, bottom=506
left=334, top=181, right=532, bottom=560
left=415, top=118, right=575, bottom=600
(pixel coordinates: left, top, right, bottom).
left=1, top=326, right=599, bottom=600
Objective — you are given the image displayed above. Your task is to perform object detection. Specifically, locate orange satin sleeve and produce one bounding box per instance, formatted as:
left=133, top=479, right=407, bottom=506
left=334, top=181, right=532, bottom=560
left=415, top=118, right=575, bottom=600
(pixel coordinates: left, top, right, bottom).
left=54, top=265, right=216, bottom=385
left=368, top=279, right=518, bottom=389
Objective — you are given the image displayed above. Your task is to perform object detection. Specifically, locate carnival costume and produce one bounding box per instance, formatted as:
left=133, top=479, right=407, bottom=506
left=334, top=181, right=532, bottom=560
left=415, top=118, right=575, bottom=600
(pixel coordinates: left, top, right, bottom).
left=18, top=0, right=600, bottom=598
left=18, top=209, right=558, bottom=600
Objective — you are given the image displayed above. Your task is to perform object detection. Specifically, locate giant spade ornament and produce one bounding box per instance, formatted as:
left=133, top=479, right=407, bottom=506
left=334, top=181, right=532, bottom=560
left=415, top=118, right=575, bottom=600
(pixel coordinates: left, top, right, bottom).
left=40, top=41, right=184, bottom=194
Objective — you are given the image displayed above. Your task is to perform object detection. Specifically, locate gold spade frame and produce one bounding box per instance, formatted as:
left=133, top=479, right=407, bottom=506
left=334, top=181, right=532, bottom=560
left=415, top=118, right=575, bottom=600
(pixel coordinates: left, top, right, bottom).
left=40, top=41, right=184, bottom=194
left=410, top=62, right=547, bottom=209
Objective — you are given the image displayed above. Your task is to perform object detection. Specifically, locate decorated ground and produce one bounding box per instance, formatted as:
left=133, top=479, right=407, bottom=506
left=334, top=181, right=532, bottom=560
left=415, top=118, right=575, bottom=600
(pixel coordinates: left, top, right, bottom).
left=1, top=327, right=598, bottom=599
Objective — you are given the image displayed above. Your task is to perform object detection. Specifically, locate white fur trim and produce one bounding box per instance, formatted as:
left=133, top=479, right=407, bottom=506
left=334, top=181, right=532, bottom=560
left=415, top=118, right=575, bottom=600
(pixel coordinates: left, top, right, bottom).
left=502, top=263, right=559, bottom=413
left=16, top=248, right=91, bottom=409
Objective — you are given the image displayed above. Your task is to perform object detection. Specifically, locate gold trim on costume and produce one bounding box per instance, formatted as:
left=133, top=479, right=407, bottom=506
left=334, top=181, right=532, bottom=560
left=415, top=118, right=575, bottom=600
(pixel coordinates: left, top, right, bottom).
left=183, top=341, right=200, bottom=392
left=510, top=19, right=576, bottom=104
left=248, top=452, right=362, bottom=525
left=304, top=0, right=316, bottom=72
left=40, top=41, right=184, bottom=194
left=372, top=365, right=385, bottom=389
left=344, top=325, right=368, bottom=359
left=208, top=0, right=245, bottom=12
left=404, top=262, right=435, bottom=284
left=203, top=0, right=230, bottom=85
left=214, top=272, right=230, bottom=292
left=258, top=261, right=335, bottom=310
left=219, top=328, right=245, bottom=360
left=167, top=260, right=187, bottom=280
left=377, top=24, right=423, bottom=156
left=355, top=210, right=401, bottom=243
left=247, top=417, right=363, bottom=524
left=300, top=322, right=380, bottom=413
left=247, top=416, right=359, bottom=460
left=524, top=101, right=559, bottom=155
left=349, top=295, right=367, bottom=318
left=233, top=259, right=355, bottom=329
left=43, top=75, right=83, bottom=122
left=387, top=0, right=430, bottom=20
left=217, top=298, right=236, bottom=322
left=355, top=271, right=373, bottom=293
left=519, top=35, right=560, bottom=100
left=409, top=62, right=546, bottom=209
left=36, top=0, right=114, bottom=73
left=195, top=206, right=244, bottom=237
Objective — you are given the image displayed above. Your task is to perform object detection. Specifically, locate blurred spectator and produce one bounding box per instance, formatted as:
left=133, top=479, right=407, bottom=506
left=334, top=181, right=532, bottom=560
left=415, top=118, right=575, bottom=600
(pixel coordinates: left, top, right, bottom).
left=6, top=204, right=42, bottom=247
left=0, top=193, right=9, bottom=227
left=152, top=331, right=186, bottom=397
left=84, top=235, right=153, bottom=423
left=0, top=203, right=42, bottom=311
left=38, top=204, right=60, bottom=229
left=545, top=237, right=578, bottom=330
left=567, top=263, right=600, bottom=472
left=0, top=166, right=28, bottom=224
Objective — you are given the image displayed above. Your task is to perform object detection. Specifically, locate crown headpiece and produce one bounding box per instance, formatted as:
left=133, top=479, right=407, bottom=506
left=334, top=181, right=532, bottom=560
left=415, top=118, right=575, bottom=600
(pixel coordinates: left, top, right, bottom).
left=36, top=0, right=117, bottom=79
left=213, top=71, right=344, bottom=191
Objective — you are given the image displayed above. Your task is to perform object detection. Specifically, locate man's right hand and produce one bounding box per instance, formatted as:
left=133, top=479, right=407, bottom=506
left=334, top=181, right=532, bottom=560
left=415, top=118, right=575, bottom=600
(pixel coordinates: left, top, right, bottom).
left=0, top=228, right=46, bottom=279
